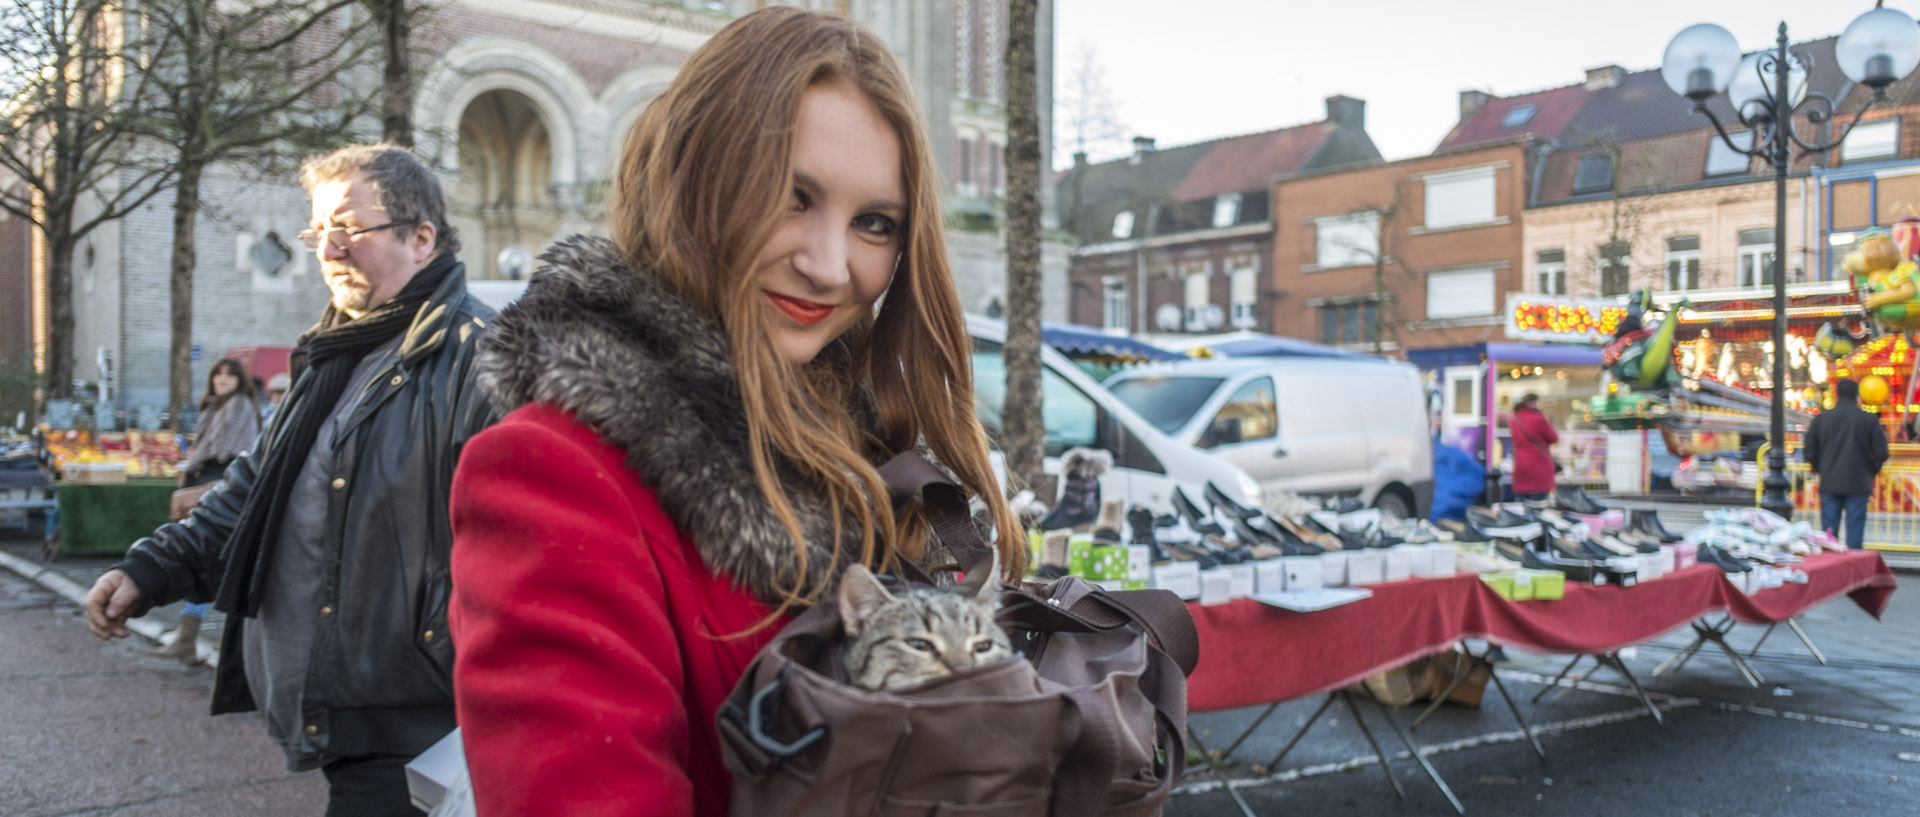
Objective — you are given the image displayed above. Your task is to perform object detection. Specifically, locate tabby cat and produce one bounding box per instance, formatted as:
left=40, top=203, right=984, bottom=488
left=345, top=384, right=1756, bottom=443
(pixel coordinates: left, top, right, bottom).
left=838, top=551, right=1015, bottom=691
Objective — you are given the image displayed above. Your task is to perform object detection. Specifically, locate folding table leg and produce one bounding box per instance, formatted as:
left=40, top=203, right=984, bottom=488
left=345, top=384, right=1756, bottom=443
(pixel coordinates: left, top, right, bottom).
left=1486, top=669, right=1547, bottom=760
left=1594, top=652, right=1663, bottom=724
left=1747, top=622, right=1778, bottom=657
left=1653, top=618, right=1716, bottom=677
left=1359, top=687, right=1466, bottom=815
left=1531, top=654, right=1587, bottom=704
left=1256, top=693, right=1339, bottom=774
left=1340, top=689, right=1409, bottom=802
left=1411, top=650, right=1472, bottom=730
left=1222, top=783, right=1260, bottom=817
left=1190, top=701, right=1282, bottom=770
left=1785, top=616, right=1829, bottom=666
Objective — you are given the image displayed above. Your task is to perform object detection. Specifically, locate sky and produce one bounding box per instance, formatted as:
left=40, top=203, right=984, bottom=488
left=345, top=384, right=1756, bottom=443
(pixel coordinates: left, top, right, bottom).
left=1053, top=0, right=1899, bottom=168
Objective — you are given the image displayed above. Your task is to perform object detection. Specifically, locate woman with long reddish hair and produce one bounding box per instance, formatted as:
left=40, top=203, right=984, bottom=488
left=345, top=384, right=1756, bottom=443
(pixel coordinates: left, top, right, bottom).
left=448, top=8, right=1024, bottom=815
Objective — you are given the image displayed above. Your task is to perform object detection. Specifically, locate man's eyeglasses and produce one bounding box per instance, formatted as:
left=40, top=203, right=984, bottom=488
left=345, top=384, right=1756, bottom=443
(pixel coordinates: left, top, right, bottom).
left=297, top=221, right=413, bottom=252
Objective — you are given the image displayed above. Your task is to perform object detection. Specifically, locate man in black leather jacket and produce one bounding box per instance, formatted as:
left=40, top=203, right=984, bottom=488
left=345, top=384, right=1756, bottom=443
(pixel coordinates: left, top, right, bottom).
left=83, top=144, right=498, bottom=816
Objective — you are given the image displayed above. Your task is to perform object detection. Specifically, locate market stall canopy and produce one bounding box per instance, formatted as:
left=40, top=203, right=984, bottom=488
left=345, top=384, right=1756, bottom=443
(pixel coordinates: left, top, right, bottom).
left=1039, top=323, right=1185, bottom=363
left=1152, top=330, right=1368, bottom=359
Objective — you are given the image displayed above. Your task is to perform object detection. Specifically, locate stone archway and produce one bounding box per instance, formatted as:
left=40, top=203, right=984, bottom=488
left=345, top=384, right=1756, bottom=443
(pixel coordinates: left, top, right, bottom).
left=452, top=89, right=561, bottom=281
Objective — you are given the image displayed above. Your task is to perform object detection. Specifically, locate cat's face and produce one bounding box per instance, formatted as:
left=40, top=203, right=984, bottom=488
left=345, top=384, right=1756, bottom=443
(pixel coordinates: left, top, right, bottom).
left=839, top=553, right=1013, bottom=692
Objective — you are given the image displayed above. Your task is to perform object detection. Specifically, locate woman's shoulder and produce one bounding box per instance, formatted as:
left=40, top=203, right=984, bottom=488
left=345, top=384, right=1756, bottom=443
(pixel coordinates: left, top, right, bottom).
left=472, top=403, right=637, bottom=478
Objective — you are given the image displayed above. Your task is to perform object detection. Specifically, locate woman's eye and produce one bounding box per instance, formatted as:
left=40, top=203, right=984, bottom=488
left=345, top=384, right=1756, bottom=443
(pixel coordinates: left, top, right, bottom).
left=854, top=213, right=898, bottom=238
left=905, top=638, right=934, bottom=652
left=790, top=188, right=811, bottom=212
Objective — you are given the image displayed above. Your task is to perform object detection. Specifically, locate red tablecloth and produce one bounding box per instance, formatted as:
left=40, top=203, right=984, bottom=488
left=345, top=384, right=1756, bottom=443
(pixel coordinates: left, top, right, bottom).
left=1186, top=551, right=1897, bottom=712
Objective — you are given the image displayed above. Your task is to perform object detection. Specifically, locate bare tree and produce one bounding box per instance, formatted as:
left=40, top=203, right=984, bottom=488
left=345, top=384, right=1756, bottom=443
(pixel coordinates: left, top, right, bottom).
left=0, top=0, right=176, bottom=403
left=362, top=0, right=415, bottom=146
left=1002, top=0, right=1044, bottom=492
left=1321, top=179, right=1422, bottom=354
left=1054, top=43, right=1128, bottom=165
left=135, top=0, right=377, bottom=428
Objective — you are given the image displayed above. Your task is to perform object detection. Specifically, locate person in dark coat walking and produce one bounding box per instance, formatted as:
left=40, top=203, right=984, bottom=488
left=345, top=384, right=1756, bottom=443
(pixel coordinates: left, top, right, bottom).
left=1804, top=377, right=1889, bottom=549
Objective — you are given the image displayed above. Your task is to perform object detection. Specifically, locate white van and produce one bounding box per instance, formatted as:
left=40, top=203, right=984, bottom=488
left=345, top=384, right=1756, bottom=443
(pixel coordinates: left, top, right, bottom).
left=966, top=316, right=1262, bottom=514
left=1103, top=356, right=1432, bottom=517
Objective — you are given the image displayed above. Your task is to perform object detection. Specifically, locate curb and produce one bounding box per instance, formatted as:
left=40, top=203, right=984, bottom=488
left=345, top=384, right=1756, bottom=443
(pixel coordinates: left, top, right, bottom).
left=0, top=548, right=220, bottom=668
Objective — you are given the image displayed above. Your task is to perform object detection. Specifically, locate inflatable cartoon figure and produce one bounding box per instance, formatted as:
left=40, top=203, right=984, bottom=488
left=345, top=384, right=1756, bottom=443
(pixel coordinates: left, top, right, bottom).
left=1602, top=290, right=1686, bottom=390
left=1852, top=229, right=1920, bottom=332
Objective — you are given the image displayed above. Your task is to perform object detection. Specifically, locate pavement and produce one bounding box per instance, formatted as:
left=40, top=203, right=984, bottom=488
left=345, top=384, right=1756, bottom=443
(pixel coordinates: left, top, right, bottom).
left=5, top=513, right=1920, bottom=816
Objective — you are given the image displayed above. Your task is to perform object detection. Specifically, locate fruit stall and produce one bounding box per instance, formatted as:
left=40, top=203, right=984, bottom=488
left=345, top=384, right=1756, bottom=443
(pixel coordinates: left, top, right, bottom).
left=40, top=427, right=186, bottom=556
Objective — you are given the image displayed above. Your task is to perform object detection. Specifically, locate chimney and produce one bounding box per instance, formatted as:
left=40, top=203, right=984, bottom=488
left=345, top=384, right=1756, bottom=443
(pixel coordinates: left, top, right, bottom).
left=1584, top=64, right=1625, bottom=91
left=1073, top=150, right=1088, bottom=168
left=1459, top=90, right=1491, bottom=123
left=1325, top=95, right=1365, bottom=128
left=1129, top=136, right=1156, bottom=164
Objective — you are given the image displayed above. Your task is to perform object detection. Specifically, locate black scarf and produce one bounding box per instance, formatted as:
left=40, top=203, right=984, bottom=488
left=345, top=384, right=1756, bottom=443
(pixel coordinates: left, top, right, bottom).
left=214, top=253, right=458, bottom=616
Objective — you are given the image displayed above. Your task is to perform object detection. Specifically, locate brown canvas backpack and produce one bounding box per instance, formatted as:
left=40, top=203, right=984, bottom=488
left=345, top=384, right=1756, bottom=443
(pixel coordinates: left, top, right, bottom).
left=717, top=453, right=1199, bottom=817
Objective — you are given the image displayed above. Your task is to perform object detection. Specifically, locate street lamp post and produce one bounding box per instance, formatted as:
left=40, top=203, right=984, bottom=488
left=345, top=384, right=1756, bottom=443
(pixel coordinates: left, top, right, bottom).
left=1662, top=10, right=1920, bottom=520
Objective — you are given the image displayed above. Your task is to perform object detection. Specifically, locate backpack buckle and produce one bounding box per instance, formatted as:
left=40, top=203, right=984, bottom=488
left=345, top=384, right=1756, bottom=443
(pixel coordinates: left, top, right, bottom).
left=719, top=665, right=825, bottom=776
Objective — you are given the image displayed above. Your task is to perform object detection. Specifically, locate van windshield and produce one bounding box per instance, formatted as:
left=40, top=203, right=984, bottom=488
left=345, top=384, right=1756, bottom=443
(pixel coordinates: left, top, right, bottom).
left=1105, top=375, right=1224, bottom=434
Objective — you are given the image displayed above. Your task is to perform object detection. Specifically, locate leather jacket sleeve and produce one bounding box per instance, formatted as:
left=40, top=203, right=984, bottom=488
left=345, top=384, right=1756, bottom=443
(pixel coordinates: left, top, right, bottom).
left=115, top=429, right=268, bottom=615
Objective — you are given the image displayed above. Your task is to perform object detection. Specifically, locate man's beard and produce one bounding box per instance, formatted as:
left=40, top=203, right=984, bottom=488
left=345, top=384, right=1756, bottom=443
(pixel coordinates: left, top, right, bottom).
left=325, top=266, right=375, bottom=315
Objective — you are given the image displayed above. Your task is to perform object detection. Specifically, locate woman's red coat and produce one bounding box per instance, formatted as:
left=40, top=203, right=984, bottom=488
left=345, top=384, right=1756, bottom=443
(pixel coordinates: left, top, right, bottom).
left=1509, top=404, right=1561, bottom=494
left=450, top=403, right=781, bottom=816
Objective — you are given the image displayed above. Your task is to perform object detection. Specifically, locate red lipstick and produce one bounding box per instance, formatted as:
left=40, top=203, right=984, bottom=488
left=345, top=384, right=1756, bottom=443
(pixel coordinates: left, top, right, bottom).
left=768, top=292, right=835, bottom=326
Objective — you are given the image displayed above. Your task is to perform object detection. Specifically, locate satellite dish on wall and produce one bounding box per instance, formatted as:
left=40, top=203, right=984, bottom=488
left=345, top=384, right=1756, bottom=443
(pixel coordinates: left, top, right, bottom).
left=1155, top=303, right=1182, bottom=332
left=497, top=246, right=532, bottom=280
left=1203, top=304, right=1225, bottom=331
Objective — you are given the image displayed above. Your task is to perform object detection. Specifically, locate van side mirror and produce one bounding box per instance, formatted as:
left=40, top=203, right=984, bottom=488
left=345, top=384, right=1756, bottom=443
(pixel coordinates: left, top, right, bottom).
left=1202, top=416, right=1243, bottom=448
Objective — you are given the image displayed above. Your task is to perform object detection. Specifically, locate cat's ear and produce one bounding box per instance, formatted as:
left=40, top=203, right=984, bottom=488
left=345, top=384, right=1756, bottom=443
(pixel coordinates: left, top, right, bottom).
left=838, top=564, right=893, bottom=637
left=958, top=549, right=1002, bottom=602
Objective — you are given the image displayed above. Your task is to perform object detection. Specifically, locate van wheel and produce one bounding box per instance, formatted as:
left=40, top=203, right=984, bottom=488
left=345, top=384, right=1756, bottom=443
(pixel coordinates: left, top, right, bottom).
left=1373, top=491, right=1413, bottom=520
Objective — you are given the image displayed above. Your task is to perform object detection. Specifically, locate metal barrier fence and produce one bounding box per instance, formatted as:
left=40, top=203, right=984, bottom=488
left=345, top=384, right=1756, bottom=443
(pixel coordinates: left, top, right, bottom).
left=1779, top=460, right=1920, bottom=553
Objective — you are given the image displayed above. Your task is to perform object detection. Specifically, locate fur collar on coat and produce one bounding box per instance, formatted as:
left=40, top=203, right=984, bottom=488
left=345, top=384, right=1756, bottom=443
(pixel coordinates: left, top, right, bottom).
left=476, top=234, right=879, bottom=608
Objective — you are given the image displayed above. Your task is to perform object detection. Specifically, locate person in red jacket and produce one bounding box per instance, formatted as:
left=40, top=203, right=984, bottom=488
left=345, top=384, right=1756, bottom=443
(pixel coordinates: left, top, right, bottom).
left=446, top=8, right=1027, bottom=816
left=1509, top=392, right=1560, bottom=500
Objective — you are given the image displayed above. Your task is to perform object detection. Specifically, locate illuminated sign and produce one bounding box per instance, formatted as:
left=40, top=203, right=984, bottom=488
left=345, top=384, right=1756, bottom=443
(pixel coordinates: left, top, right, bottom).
left=1504, top=294, right=1627, bottom=343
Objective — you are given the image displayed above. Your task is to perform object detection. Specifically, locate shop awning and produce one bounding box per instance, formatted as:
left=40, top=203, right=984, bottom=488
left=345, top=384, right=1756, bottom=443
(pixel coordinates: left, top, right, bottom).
left=1202, top=335, right=1367, bottom=359
left=1039, top=324, right=1184, bottom=363
left=1406, top=342, right=1604, bottom=369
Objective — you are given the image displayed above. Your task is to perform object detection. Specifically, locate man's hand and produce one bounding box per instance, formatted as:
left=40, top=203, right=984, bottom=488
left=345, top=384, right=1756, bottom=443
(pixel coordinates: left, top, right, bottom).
left=83, top=569, right=142, bottom=639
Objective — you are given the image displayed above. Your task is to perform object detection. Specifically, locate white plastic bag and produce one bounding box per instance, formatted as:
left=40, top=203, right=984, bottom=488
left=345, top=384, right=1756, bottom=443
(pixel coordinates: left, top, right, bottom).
left=427, top=765, right=476, bottom=817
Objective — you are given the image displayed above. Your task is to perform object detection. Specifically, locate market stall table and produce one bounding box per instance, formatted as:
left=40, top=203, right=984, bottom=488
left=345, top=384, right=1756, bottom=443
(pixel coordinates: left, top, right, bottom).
left=1180, top=551, right=1896, bottom=813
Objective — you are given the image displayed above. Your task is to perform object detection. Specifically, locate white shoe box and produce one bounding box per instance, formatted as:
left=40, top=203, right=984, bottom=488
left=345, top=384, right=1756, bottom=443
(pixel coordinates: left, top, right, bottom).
left=1319, top=551, right=1349, bottom=586
left=1198, top=568, right=1234, bottom=605
left=1346, top=550, right=1386, bottom=586
left=1152, top=561, right=1201, bottom=600
left=1383, top=546, right=1413, bottom=583
left=1253, top=558, right=1287, bottom=593
left=1127, top=546, right=1152, bottom=582
left=1636, top=552, right=1666, bottom=581
left=1282, top=555, right=1323, bottom=590
left=1226, top=564, right=1256, bottom=599
left=1423, top=543, right=1458, bottom=577
left=1403, top=545, right=1434, bottom=577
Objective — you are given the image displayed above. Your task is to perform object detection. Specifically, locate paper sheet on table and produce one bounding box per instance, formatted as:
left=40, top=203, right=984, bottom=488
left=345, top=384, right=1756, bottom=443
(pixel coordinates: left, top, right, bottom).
left=1250, top=586, right=1373, bottom=612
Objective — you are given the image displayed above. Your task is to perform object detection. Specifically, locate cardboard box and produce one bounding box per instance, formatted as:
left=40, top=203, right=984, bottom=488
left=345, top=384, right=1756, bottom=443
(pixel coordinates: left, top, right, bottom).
left=1518, top=568, right=1564, bottom=600
left=1318, top=550, right=1349, bottom=586
left=1362, top=657, right=1430, bottom=707
left=1198, top=568, right=1234, bottom=605
left=1225, top=564, right=1256, bottom=598
left=1126, top=546, right=1152, bottom=582
left=1382, top=546, right=1412, bottom=583
left=63, top=462, right=128, bottom=484
left=1346, top=550, right=1386, bottom=586
left=1424, top=543, right=1458, bottom=577
left=1672, top=542, right=1697, bottom=571
left=1152, top=561, right=1201, bottom=600
left=1253, top=558, right=1287, bottom=593
left=1480, top=571, right=1516, bottom=599
left=405, top=728, right=466, bottom=812
left=1282, top=555, right=1323, bottom=590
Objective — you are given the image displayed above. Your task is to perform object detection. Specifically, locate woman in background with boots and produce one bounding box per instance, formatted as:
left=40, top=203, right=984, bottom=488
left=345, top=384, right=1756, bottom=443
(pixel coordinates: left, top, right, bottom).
left=153, top=358, right=262, bottom=663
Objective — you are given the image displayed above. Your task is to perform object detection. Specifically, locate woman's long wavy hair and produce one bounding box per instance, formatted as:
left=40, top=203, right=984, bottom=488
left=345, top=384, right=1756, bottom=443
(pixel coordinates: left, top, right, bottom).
left=198, top=358, right=258, bottom=414
left=609, top=7, right=1026, bottom=605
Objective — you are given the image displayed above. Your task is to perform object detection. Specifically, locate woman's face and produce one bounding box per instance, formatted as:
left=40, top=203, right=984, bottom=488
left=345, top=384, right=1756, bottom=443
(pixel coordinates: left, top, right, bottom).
left=212, top=370, right=239, bottom=397
left=752, top=81, right=905, bottom=365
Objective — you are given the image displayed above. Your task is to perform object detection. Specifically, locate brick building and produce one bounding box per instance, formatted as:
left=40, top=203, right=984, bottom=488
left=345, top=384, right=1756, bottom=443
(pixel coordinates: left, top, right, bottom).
left=1057, top=96, right=1379, bottom=336
left=40, top=0, right=1061, bottom=411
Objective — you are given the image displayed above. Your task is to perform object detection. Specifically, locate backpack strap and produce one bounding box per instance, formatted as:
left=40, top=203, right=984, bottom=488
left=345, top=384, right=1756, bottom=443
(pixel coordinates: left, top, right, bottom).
left=878, top=451, right=995, bottom=576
